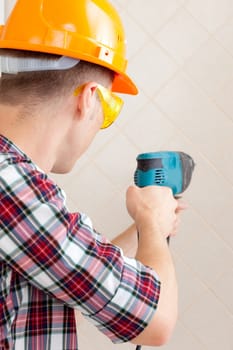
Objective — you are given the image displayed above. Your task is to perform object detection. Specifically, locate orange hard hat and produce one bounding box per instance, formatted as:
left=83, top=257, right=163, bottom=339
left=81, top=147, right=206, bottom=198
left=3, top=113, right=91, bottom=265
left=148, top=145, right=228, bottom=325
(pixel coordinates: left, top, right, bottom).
left=0, top=0, right=138, bottom=95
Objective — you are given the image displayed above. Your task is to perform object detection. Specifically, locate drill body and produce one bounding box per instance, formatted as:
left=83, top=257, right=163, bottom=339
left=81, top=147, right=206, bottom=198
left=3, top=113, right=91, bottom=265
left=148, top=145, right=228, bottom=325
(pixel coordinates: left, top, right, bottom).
left=134, top=151, right=195, bottom=195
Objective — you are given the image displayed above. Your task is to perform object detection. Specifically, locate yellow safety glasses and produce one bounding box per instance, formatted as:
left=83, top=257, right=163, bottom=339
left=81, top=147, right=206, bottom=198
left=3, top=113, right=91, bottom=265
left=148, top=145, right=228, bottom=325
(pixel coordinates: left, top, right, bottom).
left=74, top=84, right=124, bottom=129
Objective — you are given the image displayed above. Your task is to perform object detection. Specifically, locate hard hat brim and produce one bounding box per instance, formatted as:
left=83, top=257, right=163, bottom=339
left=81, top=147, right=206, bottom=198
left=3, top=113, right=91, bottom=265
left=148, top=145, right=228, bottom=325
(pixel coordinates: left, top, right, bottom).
left=112, top=72, right=138, bottom=95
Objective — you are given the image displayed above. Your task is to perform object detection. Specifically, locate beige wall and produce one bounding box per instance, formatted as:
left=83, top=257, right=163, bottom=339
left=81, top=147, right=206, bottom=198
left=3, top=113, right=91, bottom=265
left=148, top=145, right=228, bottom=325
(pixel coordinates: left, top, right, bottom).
left=4, top=0, right=13, bottom=19
left=4, top=1, right=233, bottom=349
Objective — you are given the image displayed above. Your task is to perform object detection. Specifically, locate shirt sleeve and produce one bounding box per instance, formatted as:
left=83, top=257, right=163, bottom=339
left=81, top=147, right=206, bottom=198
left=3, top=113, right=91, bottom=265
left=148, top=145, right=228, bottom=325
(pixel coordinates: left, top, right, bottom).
left=0, top=160, right=161, bottom=343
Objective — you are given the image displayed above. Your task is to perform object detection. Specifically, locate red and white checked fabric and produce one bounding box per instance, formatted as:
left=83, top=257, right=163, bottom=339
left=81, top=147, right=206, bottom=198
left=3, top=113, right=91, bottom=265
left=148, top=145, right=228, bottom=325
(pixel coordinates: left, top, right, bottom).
left=0, top=135, right=161, bottom=349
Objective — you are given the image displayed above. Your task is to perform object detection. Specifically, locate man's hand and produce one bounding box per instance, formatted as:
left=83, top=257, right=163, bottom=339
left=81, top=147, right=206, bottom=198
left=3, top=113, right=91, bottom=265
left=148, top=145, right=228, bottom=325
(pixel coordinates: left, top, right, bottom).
left=169, top=198, right=187, bottom=238
left=126, top=185, right=178, bottom=240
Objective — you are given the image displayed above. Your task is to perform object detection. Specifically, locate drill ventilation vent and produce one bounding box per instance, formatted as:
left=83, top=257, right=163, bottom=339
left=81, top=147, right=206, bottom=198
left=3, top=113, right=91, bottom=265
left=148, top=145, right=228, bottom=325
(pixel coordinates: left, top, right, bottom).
left=154, top=169, right=166, bottom=185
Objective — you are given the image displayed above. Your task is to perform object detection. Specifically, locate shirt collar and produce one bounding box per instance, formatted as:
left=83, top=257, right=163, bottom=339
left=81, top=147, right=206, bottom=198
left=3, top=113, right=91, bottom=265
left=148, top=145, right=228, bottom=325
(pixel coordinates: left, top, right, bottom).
left=0, top=134, right=29, bottom=160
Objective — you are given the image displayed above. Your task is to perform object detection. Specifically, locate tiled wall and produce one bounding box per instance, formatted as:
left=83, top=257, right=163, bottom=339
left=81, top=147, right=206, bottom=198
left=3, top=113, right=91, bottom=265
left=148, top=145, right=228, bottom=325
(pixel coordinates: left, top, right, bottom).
left=0, top=1, right=4, bottom=24
left=4, top=1, right=233, bottom=349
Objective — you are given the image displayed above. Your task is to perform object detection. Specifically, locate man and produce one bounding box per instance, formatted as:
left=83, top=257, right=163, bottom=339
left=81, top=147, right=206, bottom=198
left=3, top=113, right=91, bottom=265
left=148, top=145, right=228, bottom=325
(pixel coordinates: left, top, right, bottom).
left=0, top=0, right=184, bottom=349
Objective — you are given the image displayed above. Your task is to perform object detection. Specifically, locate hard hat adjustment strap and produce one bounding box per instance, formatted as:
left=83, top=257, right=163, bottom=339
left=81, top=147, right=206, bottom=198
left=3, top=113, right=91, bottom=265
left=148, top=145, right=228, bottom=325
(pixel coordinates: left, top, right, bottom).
left=0, top=55, right=80, bottom=74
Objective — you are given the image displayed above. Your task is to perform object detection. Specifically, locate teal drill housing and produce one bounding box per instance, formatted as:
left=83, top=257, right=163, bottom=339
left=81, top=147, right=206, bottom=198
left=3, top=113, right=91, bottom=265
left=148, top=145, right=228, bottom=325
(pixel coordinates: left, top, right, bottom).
left=134, top=151, right=195, bottom=196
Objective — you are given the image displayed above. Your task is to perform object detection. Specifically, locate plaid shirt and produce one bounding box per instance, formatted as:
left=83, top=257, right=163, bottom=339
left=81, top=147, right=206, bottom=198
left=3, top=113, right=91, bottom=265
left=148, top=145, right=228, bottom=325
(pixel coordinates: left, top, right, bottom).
left=0, top=134, right=161, bottom=350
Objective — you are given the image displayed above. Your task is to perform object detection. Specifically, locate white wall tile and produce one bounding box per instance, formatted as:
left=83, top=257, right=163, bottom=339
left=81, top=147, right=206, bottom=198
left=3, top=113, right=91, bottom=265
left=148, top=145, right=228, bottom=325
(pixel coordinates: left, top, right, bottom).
left=64, top=164, right=117, bottom=226
left=181, top=289, right=233, bottom=350
left=185, top=0, right=233, bottom=33
left=0, top=0, right=5, bottom=24
left=211, top=268, right=233, bottom=314
left=5, top=0, right=15, bottom=19
left=125, top=0, right=185, bottom=34
left=130, top=41, right=178, bottom=97
left=94, top=192, right=132, bottom=238
left=157, top=8, right=209, bottom=64
left=179, top=156, right=233, bottom=249
left=215, top=18, right=233, bottom=55
left=85, top=123, right=119, bottom=159
left=93, top=133, right=138, bottom=189
left=184, top=39, right=233, bottom=97
left=115, top=92, right=150, bottom=128
left=213, top=79, right=233, bottom=120
left=174, top=254, right=208, bottom=315
left=123, top=101, right=176, bottom=153
left=174, top=208, right=233, bottom=287
left=120, top=11, right=149, bottom=59
left=157, top=321, right=207, bottom=350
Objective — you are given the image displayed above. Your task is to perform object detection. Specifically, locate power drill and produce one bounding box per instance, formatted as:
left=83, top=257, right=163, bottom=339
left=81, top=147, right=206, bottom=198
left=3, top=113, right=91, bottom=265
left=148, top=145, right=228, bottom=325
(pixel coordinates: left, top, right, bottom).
left=134, top=151, right=195, bottom=195
left=134, top=151, right=195, bottom=350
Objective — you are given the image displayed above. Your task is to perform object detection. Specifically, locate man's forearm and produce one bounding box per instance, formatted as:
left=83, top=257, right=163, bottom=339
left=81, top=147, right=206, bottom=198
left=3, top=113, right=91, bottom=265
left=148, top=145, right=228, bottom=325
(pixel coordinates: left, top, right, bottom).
left=111, top=224, right=138, bottom=257
left=132, top=222, right=178, bottom=346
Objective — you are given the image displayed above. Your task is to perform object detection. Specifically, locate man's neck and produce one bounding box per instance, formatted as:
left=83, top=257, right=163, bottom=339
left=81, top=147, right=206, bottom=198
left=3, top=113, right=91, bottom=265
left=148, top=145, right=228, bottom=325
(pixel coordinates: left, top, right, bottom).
left=0, top=105, right=58, bottom=173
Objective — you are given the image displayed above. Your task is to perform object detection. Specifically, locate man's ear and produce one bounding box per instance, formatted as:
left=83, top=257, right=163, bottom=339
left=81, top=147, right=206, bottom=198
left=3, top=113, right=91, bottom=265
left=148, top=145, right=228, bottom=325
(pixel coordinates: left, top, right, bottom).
left=75, top=82, right=98, bottom=121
